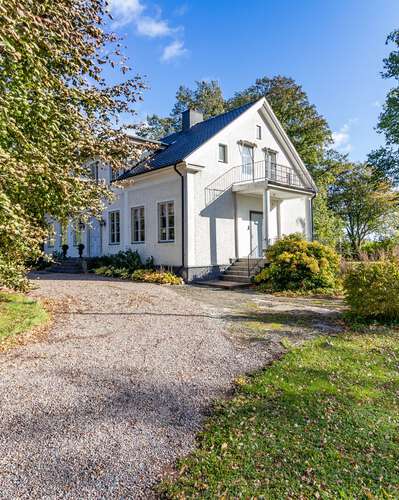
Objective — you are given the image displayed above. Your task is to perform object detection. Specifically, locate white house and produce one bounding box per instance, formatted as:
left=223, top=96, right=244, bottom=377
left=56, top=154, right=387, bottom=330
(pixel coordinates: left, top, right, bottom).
left=45, top=98, right=317, bottom=282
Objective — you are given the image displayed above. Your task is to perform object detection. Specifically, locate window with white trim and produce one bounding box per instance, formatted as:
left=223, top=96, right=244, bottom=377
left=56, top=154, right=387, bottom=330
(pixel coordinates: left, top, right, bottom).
left=131, top=206, right=145, bottom=243
left=109, top=210, right=121, bottom=244
left=47, top=223, right=56, bottom=247
left=265, top=149, right=278, bottom=179
left=158, top=201, right=175, bottom=242
left=218, top=143, right=228, bottom=163
left=73, top=223, right=83, bottom=246
left=256, top=125, right=262, bottom=139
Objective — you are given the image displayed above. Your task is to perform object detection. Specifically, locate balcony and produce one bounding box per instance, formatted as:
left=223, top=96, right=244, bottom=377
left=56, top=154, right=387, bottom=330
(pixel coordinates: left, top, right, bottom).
left=205, top=160, right=314, bottom=206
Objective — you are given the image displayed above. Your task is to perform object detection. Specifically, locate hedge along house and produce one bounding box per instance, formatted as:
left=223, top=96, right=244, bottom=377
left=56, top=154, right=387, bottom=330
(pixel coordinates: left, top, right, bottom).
left=45, top=98, right=317, bottom=281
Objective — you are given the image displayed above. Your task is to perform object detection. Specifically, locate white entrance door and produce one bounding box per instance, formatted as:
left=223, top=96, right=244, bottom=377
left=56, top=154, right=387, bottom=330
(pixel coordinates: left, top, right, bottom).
left=241, top=145, right=253, bottom=180
left=250, top=211, right=263, bottom=257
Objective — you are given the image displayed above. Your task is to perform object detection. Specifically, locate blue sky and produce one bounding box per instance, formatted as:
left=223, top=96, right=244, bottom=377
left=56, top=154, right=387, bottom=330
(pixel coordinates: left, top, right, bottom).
left=108, top=0, right=399, bottom=161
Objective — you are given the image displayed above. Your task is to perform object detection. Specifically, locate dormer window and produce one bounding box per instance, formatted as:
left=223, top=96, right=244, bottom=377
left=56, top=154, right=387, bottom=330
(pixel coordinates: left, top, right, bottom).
left=218, top=144, right=228, bottom=163
left=256, top=125, right=262, bottom=140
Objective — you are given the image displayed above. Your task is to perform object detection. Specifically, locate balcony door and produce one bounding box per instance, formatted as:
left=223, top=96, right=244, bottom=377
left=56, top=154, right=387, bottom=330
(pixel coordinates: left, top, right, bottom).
left=265, top=149, right=277, bottom=180
left=241, top=145, right=253, bottom=180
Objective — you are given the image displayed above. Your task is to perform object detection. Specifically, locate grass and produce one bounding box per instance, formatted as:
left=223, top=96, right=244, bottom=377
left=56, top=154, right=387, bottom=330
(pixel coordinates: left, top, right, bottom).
left=0, top=291, right=48, bottom=343
left=160, top=328, right=399, bottom=498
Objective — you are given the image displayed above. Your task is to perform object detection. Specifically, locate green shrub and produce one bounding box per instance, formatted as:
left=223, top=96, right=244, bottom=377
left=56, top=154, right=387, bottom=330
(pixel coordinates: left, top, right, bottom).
left=344, top=260, right=399, bottom=321
left=131, top=269, right=183, bottom=285
left=94, top=265, right=183, bottom=285
left=360, top=237, right=399, bottom=261
left=254, top=233, right=340, bottom=292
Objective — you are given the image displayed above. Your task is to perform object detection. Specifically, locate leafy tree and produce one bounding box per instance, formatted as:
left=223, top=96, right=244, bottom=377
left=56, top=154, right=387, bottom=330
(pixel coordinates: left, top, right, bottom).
left=0, top=0, right=148, bottom=289
left=311, top=150, right=345, bottom=247
left=328, top=163, right=399, bottom=256
left=369, top=29, right=399, bottom=184
left=141, top=80, right=225, bottom=139
left=227, top=76, right=332, bottom=167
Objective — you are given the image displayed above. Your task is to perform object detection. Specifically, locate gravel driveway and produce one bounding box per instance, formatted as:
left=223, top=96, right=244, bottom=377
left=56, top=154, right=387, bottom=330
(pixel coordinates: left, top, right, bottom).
left=0, top=274, right=341, bottom=499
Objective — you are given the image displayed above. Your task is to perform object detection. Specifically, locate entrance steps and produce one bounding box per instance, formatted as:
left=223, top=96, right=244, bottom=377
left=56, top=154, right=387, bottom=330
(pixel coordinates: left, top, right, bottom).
left=195, top=258, right=268, bottom=289
left=46, top=258, right=85, bottom=274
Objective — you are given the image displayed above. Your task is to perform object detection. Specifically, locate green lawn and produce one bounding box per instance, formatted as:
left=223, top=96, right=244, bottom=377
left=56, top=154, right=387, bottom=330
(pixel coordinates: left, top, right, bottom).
left=161, top=329, right=399, bottom=498
left=0, top=291, right=48, bottom=342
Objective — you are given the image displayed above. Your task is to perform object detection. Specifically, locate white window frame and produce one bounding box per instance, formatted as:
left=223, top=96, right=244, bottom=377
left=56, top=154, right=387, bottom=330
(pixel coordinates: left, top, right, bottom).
left=47, top=222, right=56, bottom=247
left=131, top=206, right=145, bottom=243
left=218, top=143, right=228, bottom=163
left=109, top=210, right=121, bottom=245
left=158, top=201, right=175, bottom=243
left=265, top=148, right=278, bottom=180
left=73, top=223, right=83, bottom=247
left=256, top=125, right=262, bottom=140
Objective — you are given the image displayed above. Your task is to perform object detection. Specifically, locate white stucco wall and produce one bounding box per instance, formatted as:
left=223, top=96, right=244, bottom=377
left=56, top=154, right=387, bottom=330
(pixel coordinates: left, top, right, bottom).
left=184, top=100, right=308, bottom=267
left=102, top=168, right=182, bottom=267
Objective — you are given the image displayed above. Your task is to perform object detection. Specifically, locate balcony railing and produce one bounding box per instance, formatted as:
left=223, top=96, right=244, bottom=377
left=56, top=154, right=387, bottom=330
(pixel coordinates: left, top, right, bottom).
left=205, top=160, right=312, bottom=206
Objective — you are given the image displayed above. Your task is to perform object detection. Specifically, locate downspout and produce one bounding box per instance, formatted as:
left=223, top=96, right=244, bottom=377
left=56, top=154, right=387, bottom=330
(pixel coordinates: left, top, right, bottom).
left=311, top=193, right=316, bottom=241
left=174, top=164, right=185, bottom=270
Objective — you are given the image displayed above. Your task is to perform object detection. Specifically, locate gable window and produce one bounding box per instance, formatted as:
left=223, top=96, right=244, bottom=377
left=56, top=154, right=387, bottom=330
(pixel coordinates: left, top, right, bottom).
left=158, top=201, right=175, bottom=242
left=109, top=210, right=121, bottom=244
left=218, top=143, right=228, bottom=163
left=131, top=206, right=145, bottom=243
left=256, top=125, right=262, bottom=140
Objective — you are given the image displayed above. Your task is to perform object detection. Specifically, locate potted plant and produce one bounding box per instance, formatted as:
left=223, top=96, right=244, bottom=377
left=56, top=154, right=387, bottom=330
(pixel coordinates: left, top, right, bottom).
left=78, top=243, right=85, bottom=258
left=61, top=244, right=69, bottom=259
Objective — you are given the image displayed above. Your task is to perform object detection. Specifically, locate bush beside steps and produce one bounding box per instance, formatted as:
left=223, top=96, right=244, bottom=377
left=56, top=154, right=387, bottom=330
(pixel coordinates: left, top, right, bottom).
left=94, top=266, right=183, bottom=285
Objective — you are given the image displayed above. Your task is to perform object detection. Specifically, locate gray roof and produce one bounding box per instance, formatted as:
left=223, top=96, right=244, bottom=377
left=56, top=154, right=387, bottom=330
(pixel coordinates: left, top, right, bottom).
left=118, top=101, right=255, bottom=180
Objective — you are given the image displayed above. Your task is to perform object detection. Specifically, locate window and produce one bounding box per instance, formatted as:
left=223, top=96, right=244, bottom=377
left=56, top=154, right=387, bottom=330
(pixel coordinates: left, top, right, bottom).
left=131, top=206, right=145, bottom=243
left=218, top=143, right=228, bottom=163
left=47, top=223, right=56, bottom=247
left=158, top=201, right=175, bottom=242
left=109, top=210, right=121, bottom=244
left=256, top=125, right=262, bottom=139
left=61, top=222, right=68, bottom=245
left=73, top=223, right=83, bottom=246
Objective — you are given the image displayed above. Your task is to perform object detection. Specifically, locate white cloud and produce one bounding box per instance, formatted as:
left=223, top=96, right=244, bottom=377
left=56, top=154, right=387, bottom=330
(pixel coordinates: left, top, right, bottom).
left=108, top=0, right=188, bottom=62
left=108, top=0, right=144, bottom=26
left=372, top=100, right=382, bottom=108
left=332, top=119, right=357, bottom=153
left=161, top=40, right=187, bottom=62
left=136, top=16, right=174, bottom=37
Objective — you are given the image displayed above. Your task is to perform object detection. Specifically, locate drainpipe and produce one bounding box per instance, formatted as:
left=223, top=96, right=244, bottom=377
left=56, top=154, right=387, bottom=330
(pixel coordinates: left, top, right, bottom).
left=310, top=193, right=316, bottom=241
left=174, top=164, right=185, bottom=270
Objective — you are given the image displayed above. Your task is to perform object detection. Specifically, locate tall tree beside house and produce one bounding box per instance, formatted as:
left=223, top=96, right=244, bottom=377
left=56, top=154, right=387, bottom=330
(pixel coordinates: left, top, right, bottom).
left=311, top=150, right=346, bottom=247
left=368, top=29, right=399, bottom=184
left=227, top=76, right=332, bottom=168
left=328, top=163, right=399, bottom=256
left=141, top=80, right=225, bottom=139
left=0, top=0, right=149, bottom=289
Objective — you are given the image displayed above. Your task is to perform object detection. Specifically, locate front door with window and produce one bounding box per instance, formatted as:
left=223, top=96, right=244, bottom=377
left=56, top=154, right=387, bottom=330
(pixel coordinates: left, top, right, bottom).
left=250, top=211, right=263, bottom=257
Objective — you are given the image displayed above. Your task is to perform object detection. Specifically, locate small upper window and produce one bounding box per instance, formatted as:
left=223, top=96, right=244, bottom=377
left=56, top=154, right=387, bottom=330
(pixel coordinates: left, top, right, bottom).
left=256, top=125, right=262, bottom=140
left=218, top=144, right=228, bottom=163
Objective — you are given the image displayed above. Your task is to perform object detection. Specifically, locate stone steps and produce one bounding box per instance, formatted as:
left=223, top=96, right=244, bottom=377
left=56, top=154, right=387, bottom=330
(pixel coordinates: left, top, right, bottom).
left=47, top=259, right=85, bottom=274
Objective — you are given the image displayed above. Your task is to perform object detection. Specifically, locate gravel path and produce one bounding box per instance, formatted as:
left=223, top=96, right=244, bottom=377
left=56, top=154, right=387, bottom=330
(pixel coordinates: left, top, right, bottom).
left=0, top=274, right=289, bottom=499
